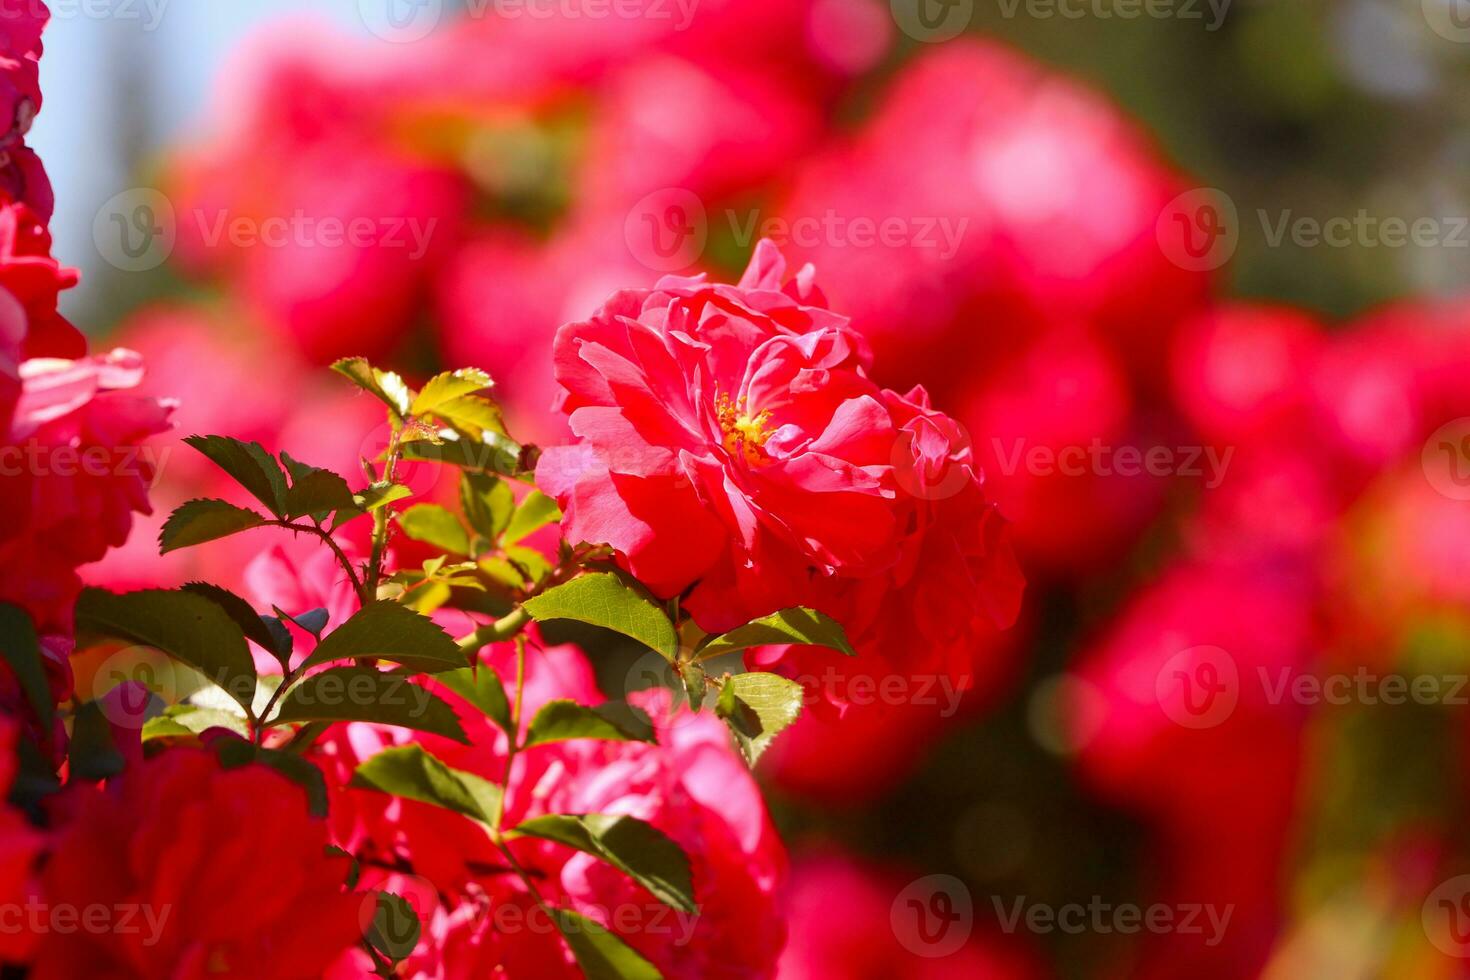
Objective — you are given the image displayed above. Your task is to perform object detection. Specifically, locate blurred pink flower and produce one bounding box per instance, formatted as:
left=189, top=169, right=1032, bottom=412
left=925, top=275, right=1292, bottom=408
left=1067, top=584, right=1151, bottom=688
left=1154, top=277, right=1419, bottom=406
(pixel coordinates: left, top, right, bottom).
left=0, top=350, right=173, bottom=634
left=777, top=40, right=1207, bottom=398
left=776, top=852, right=1045, bottom=980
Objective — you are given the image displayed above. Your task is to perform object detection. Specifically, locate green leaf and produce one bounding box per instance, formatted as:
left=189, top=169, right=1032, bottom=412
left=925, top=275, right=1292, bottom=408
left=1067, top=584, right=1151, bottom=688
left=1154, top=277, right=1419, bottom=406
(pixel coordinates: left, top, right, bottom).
left=503, top=490, right=561, bottom=546
left=399, top=428, right=524, bottom=478
left=0, top=604, right=53, bottom=727
left=181, top=582, right=291, bottom=668
left=140, top=715, right=195, bottom=741
left=510, top=814, right=695, bottom=913
left=69, top=700, right=127, bottom=781
left=282, top=465, right=357, bottom=522
left=183, top=435, right=288, bottom=517
left=150, top=704, right=251, bottom=739
left=436, top=667, right=512, bottom=734
left=399, top=505, right=471, bottom=556
left=215, top=740, right=329, bottom=817
left=299, top=601, right=464, bottom=672
left=680, top=663, right=707, bottom=715
left=332, top=357, right=412, bottom=418
left=718, top=673, right=804, bottom=764
left=430, top=396, right=506, bottom=437
left=410, top=368, right=495, bottom=417
left=696, top=608, right=855, bottom=660
left=75, top=588, right=258, bottom=715
left=550, top=909, right=663, bottom=980
left=525, top=700, right=656, bottom=747
left=715, top=681, right=761, bottom=739
left=367, top=892, right=422, bottom=963
left=269, top=667, right=469, bottom=744
left=354, top=483, right=414, bottom=513
left=276, top=607, right=330, bottom=639
left=159, top=499, right=268, bottom=554
left=350, top=744, right=500, bottom=824
left=523, top=574, right=678, bottom=661
left=460, top=472, right=514, bottom=541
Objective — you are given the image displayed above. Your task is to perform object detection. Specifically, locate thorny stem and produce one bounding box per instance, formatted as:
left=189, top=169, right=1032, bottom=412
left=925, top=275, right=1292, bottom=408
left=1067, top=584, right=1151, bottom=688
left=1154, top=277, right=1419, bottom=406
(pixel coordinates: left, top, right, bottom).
left=365, top=428, right=406, bottom=604
left=265, top=519, right=366, bottom=605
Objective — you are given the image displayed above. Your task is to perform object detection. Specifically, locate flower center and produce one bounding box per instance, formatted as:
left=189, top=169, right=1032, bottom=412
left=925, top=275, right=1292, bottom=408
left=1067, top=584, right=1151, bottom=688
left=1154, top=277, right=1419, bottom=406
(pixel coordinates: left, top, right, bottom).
left=716, top=393, right=774, bottom=465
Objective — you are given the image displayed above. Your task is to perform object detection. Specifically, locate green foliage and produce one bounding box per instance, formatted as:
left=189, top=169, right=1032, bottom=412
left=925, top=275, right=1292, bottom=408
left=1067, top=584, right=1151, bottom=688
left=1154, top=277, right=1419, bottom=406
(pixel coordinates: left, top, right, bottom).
left=68, top=700, right=129, bottom=781
left=696, top=608, right=855, bottom=660
left=366, top=892, right=422, bottom=965
left=299, top=601, right=465, bottom=672
left=503, top=490, right=561, bottom=546
left=269, top=667, right=469, bottom=743
left=509, top=814, right=695, bottom=913
left=550, top=909, right=664, bottom=980
left=183, top=435, right=289, bottom=517
left=436, top=667, right=513, bottom=734
left=159, top=499, right=267, bottom=554
left=524, top=573, right=679, bottom=661
left=524, top=700, right=657, bottom=747
left=716, top=673, right=805, bottom=764
left=460, top=472, right=515, bottom=542
left=410, top=368, right=496, bottom=417
left=0, top=604, right=53, bottom=727
left=399, top=504, right=472, bottom=555
left=76, top=588, right=258, bottom=715
left=332, top=357, right=412, bottom=419
left=182, top=582, right=292, bottom=669
left=350, top=744, right=501, bottom=825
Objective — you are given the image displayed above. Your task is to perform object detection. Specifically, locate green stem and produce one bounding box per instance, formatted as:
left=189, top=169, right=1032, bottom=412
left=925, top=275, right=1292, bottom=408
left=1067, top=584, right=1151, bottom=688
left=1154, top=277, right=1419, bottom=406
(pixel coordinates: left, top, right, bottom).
left=365, top=429, right=405, bottom=604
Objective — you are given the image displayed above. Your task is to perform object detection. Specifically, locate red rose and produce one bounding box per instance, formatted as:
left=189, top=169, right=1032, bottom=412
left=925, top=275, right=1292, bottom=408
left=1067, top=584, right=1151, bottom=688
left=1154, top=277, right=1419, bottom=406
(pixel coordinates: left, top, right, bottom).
left=31, top=749, right=362, bottom=979
left=538, top=240, right=1021, bottom=645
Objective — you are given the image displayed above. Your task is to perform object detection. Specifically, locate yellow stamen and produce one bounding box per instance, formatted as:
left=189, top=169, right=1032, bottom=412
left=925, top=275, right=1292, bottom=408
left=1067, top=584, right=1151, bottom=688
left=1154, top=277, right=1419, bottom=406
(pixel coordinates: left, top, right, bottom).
left=716, top=393, right=774, bottom=465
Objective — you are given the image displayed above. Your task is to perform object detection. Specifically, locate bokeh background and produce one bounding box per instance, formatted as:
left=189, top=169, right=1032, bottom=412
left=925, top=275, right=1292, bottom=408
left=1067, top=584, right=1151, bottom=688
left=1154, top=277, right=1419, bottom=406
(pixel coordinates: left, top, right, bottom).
left=39, top=0, right=1470, bottom=976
